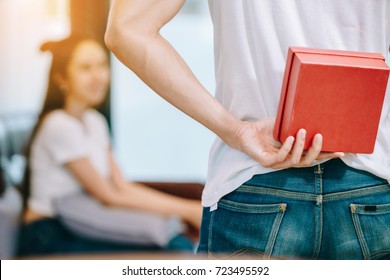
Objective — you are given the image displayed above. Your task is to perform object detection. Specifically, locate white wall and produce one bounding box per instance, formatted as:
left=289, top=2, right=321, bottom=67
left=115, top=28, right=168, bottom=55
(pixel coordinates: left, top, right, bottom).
left=0, top=0, right=70, bottom=115
left=111, top=2, right=215, bottom=182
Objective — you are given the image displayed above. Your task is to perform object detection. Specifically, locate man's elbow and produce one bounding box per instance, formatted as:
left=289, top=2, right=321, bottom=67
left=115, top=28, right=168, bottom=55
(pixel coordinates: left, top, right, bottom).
left=105, top=13, right=135, bottom=54
left=104, top=23, right=121, bottom=54
left=105, top=20, right=148, bottom=56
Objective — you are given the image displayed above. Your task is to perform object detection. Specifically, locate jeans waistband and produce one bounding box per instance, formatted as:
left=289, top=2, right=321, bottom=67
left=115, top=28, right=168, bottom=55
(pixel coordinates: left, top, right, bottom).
left=244, top=159, right=388, bottom=195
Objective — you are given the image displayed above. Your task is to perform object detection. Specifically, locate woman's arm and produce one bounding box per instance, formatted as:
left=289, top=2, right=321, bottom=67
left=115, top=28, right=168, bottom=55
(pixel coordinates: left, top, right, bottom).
left=108, top=151, right=128, bottom=191
left=65, top=157, right=201, bottom=228
left=105, top=0, right=343, bottom=169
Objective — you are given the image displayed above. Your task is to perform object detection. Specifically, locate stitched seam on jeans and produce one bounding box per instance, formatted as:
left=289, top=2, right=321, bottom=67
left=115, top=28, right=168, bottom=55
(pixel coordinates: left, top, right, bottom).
left=323, top=184, right=390, bottom=202
left=218, top=200, right=285, bottom=214
left=209, top=248, right=267, bottom=260
left=239, top=185, right=317, bottom=201
left=350, top=203, right=390, bottom=215
left=239, top=184, right=390, bottom=203
left=315, top=171, right=324, bottom=259
left=312, top=164, right=322, bottom=260
left=313, top=203, right=323, bottom=260
left=350, top=207, right=370, bottom=259
left=265, top=209, right=286, bottom=259
left=368, top=249, right=390, bottom=260
left=232, top=248, right=267, bottom=258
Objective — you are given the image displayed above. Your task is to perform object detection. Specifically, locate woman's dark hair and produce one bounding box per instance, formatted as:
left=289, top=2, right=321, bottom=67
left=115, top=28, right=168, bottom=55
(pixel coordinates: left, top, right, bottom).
left=19, top=35, right=98, bottom=210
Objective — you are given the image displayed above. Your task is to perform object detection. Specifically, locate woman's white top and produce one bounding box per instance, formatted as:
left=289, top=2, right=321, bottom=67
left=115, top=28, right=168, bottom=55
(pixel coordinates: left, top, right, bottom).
left=204, top=0, right=390, bottom=208
left=28, top=109, right=111, bottom=217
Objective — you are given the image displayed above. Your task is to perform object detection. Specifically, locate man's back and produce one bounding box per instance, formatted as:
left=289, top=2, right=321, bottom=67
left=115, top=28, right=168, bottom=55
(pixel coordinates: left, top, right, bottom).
left=204, top=0, right=390, bottom=208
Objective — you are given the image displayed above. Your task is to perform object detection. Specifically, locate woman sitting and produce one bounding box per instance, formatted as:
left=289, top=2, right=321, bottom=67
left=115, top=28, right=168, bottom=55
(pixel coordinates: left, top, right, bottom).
left=18, top=36, right=202, bottom=257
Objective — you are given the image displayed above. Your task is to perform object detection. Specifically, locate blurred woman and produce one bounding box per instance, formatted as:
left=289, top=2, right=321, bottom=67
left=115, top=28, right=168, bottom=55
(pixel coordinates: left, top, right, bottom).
left=18, top=36, right=202, bottom=256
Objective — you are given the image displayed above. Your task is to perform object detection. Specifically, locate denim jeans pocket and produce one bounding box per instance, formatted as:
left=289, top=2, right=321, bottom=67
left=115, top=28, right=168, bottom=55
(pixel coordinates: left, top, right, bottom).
left=208, top=198, right=287, bottom=259
left=350, top=202, right=390, bottom=259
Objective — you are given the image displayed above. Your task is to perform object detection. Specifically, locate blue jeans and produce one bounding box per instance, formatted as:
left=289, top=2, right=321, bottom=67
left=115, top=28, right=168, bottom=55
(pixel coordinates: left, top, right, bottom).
left=197, top=159, right=390, bottom=259
left=17, top=218, right=194, bottom=257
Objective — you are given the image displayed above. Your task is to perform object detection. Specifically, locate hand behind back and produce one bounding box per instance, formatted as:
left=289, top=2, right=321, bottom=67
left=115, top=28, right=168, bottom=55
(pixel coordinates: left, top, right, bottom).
left=232, top=119, right=344, bottom=169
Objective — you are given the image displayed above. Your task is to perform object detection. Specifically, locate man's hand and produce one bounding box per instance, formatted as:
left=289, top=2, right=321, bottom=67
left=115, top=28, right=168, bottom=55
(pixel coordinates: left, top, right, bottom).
left=231, top=119, right=344, bottom=169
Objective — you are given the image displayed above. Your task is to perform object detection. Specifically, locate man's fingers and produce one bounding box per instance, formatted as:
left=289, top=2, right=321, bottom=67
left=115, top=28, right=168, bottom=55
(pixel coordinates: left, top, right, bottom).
left=260, top=136, right=294, bottom=168
left=254, top=130, right=343, bottom=170
left=300, top=134, right=323, bottom=166
left=276, top=136, right=295, bottom=162
left=263, top=132, right=344, bottom=169
left=289, top=129, right=306, bottom=164
left=317, top=151, right=345, bottom=160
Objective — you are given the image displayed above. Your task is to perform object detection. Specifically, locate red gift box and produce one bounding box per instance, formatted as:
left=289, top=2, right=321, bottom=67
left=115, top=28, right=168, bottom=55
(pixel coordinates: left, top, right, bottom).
left=274, top=47, right=390, bottom=153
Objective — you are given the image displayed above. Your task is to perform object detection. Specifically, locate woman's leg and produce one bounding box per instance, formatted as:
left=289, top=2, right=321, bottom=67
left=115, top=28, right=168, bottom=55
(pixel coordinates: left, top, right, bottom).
left=122, top=182, right=202, bottom=230
left=18, top=218, right=194, bottom=256
left=17, top=218, right=75, bottom=257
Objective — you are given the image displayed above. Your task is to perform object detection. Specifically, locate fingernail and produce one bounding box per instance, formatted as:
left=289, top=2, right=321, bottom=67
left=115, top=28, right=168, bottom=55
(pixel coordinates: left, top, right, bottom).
left=287, top=136, right=295, bottom=144
left=299, top=129, right=306, bottom=137
left=335, top=152, right=345, bottom=157
left=315, top=134, right=323, bottom=143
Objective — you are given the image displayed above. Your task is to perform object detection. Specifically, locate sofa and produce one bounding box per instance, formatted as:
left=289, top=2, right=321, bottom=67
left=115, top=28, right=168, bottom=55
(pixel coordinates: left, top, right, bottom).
left=0, top=113, right=35, bottom=259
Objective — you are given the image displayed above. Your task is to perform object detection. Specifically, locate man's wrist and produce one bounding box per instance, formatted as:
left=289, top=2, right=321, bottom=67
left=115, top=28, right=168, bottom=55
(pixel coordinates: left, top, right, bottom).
left=216, top=115, right=243, bottom=149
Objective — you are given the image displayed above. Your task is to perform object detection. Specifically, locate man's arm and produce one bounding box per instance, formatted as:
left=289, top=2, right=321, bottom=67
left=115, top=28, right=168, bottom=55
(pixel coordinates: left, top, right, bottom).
left=105, top=0, right=342, bottom=169
left=105, top=0, right=240, bottom=146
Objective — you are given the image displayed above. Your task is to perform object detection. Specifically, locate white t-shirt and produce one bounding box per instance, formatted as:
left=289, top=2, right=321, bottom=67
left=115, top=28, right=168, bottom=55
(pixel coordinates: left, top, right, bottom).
left=204, top=0, right=390, bottom=208
left=28, top=109, right=111, bottom=217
